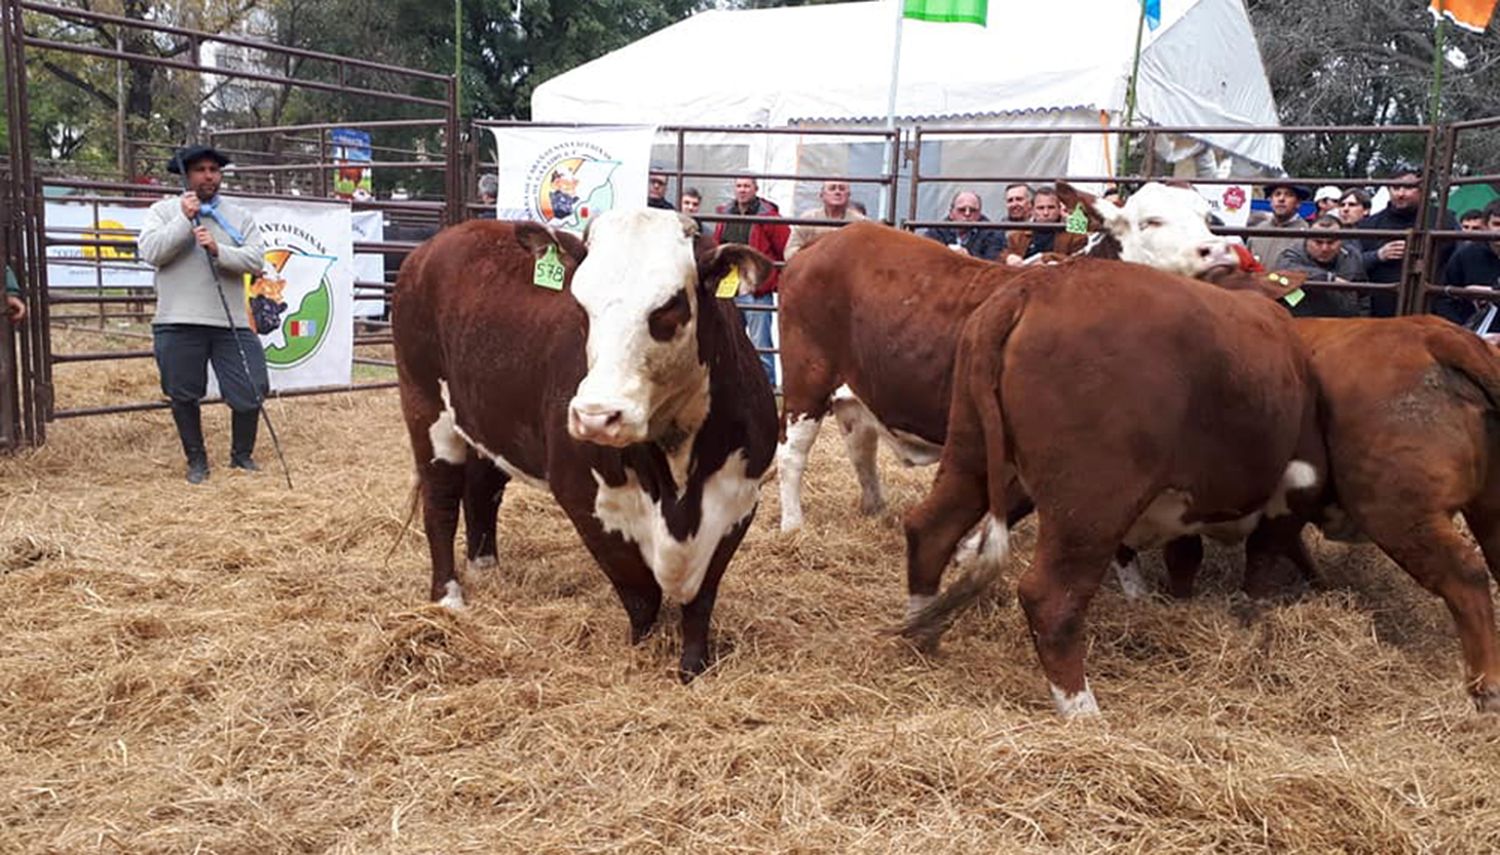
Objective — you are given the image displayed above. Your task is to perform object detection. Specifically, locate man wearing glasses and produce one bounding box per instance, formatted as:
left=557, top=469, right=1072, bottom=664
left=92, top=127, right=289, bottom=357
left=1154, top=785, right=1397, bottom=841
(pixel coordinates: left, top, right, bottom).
left=921, top=190, right=1006, bottom=261
left=646, top=171, right=675, bottom=211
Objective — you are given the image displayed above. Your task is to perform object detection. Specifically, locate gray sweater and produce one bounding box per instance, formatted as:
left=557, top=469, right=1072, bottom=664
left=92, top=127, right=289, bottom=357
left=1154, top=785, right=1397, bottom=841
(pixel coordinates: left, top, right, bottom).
left=138, top=195, right=265, bottom=328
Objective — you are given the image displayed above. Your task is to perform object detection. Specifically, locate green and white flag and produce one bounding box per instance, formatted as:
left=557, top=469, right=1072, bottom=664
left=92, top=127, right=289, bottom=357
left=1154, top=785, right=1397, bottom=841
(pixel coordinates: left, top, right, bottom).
left=903, top=0, right=988, bottom=25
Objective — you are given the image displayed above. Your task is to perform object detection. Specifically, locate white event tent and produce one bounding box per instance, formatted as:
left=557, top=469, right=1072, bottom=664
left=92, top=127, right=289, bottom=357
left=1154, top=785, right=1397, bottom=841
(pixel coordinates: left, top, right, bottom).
left=531, top=0, right=1283, bottom=219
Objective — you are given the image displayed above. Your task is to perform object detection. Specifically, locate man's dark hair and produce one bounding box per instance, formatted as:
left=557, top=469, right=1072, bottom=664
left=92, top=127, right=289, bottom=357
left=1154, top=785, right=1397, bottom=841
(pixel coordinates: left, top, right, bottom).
left=1311, top=214, right=1344, bottom=230
left=1033, top=185, right=1059, bottom=201
left=1339, top=189, right=1370, bottom=208
left=1484, top=199, right=1500, bottom=222
left=1459, top=208, right=1484, bottom=223
left=682, top=187, right=702, bottom=201
left=1004, top=182, right=1033, bottom=197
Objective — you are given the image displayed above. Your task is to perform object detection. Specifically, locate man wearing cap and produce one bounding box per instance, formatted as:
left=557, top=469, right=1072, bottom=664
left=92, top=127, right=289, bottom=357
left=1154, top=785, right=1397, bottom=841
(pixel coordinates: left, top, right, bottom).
left=137, top=144, right=268, bottom=484
left=1357, top=164, right=1457, bottom=317
left=1247, top=180, right=1310, bottom=269
left=1311, top=186, right=1342, bottom=222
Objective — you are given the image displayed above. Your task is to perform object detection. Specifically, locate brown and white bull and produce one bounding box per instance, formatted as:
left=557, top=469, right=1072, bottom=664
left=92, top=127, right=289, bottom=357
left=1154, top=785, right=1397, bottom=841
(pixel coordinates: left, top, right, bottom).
left=392, top=210, right=777, bottom=680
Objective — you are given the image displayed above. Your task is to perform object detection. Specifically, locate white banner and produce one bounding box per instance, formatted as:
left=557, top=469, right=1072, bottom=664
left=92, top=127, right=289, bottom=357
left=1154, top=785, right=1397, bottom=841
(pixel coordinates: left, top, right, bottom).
left=488, top=124, right=657, bottom=233
left=350, top=210, right=386, bottom=320
left=226, top=198, right=355, bottom=392
left=44, top=198, right=157, bottom=289
left=1197, top=183, right=1253, bottom=229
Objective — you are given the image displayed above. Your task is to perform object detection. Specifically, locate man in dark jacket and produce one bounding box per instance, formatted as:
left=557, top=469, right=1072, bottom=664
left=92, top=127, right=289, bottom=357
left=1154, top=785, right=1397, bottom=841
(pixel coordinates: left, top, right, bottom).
left=714, top=175, right=788, bottom=386
left=1437, top=200, right=1500, bottom=326
left=921, top=190, right=1006, bottom=260
left=1275, top=215, right=1368, bottom=317
left=1358, top=164, right=1458, bottom=317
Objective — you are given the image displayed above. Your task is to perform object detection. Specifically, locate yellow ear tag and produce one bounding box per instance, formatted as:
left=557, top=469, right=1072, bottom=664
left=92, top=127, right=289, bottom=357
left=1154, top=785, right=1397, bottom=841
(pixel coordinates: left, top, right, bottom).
left=533, top=244, right=565, bottom=290
left=715, top=265, right=741, bottom=299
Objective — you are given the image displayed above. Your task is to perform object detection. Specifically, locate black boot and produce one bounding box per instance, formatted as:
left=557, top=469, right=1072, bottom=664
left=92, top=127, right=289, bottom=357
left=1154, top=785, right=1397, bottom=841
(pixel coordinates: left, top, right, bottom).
left=171, top=401, right=210, bottom=484
left=230, top=409, right=260, bottom=471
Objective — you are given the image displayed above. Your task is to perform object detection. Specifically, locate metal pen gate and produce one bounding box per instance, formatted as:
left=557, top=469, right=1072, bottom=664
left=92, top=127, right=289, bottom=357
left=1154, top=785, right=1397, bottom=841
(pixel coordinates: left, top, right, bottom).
left=1, top=0, right=460, bottom=447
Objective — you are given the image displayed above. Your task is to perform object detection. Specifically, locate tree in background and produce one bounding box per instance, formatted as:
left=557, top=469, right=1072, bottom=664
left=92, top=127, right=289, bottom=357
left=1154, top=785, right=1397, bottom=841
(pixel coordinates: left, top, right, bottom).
left=1246, top=0, right=1500, bottom=178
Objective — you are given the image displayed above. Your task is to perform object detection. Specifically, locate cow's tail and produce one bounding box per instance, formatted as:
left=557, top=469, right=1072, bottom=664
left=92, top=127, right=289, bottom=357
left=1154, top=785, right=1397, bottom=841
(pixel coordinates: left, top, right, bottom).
left=898, top=288, right=1029, bottom=645
left=1427, top=326, right=1500, bottom=413
left=384, top=478, right=422, bottom=568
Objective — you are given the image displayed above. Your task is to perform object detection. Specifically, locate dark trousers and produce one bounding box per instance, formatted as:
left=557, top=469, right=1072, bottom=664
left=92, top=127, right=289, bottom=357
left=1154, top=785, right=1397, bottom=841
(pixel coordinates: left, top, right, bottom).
left=152, top=323, right=269, bottom=412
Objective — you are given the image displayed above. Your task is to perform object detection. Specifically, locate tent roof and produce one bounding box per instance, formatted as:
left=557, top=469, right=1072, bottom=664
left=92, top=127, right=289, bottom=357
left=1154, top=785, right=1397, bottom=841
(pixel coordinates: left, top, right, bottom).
left=532, top=0, right=1283, bottom=169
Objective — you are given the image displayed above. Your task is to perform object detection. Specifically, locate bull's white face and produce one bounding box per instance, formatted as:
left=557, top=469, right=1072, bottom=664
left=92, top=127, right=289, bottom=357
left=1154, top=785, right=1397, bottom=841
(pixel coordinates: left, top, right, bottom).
left=567, top=209, right=711, bottom=447
left=1090, top=183, right=1237, bottom=276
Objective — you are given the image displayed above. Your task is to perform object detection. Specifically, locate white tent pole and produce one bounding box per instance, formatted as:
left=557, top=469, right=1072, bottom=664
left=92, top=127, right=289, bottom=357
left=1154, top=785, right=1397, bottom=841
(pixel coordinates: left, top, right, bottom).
left=883, top=0, right=905, bottom=221
left=885, top=0, right=905, bottom=130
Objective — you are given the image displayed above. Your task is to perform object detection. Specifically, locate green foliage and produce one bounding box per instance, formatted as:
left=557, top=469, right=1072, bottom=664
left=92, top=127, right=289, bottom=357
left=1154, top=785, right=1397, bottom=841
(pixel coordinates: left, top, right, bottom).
left=1246, top=0, right=1500, bottom=178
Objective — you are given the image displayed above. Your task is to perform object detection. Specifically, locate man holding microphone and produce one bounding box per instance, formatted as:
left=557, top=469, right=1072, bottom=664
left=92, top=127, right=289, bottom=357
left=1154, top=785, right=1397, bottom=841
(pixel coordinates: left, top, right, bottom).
left=137, top=144, right=268, bottom=484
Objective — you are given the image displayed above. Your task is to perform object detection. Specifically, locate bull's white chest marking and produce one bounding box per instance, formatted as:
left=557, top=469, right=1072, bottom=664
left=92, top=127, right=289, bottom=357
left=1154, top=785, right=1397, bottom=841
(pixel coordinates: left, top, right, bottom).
left=428, top=378, right=548, bottom=490
left=592, top=450, right=760, bottom=604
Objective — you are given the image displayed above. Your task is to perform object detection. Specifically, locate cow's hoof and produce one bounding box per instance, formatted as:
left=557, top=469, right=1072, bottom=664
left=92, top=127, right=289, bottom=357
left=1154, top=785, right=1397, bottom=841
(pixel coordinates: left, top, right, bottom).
left=628, top=620, right=659, bottom=646
left=1472, top=686, right=1500, bottom=713
left=858, top=496, right=887, bottom=516
left=1050, top=682, right=1101, bottom=718
left=467, top=555, right=497, bottom=572
left=678, top=649, right=710, bottom=683
left=436, top=580, right=466, bottom=610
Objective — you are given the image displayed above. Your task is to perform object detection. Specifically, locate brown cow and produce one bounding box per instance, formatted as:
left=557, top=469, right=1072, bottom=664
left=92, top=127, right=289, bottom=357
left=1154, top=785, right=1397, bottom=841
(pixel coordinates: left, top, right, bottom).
left=900, top=257, right=1325, bottom=716
left=776, top=207, right=1238, bottom=536
left=392, top=211, right=777, bottom=680
left=1061, top=182, right=1500, bottom=711
left=1279, top=317, right=1500, bottom=709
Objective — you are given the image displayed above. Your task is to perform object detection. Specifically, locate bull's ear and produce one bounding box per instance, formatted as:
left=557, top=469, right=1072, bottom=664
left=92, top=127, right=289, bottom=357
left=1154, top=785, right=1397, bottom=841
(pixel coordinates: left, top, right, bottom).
left=514, top=222, right=587, bottom=265
left=697, top=243, right=771, bottom=299
left=1055, top=181, right=1110, bottom=231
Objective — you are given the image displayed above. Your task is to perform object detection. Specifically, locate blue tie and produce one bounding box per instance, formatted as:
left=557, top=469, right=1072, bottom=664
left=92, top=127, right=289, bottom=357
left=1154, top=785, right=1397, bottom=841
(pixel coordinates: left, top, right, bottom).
left=198, top=195, right=245, bottom=245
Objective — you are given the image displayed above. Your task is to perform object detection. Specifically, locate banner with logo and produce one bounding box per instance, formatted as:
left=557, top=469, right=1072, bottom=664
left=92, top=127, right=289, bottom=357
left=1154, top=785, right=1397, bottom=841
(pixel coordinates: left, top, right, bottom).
left=1196, top=183, right=1252, bottom=228
left=331, top=128, right=374, bottom=201
left=44, top=199, right=155, bottom=289
left=233, top=198, right=354, bottom=391
left=488, top=124, right=656, bottom=233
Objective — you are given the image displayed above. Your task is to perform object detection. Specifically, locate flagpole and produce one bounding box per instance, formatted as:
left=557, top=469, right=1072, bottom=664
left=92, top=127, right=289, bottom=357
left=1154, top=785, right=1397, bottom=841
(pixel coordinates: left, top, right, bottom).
left=883, top=0, right=905, bottom=221
left=886, top=0, right=905, bottom=130
left=1429, top=1, right=1448, bottom=125
left=1119, top=0, right=1149, bottom=178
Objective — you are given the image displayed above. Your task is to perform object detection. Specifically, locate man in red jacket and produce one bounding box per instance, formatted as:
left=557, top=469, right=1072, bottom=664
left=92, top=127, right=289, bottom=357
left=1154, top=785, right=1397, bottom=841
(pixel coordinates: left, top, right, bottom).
left=715, top=175, right=788, bottom=387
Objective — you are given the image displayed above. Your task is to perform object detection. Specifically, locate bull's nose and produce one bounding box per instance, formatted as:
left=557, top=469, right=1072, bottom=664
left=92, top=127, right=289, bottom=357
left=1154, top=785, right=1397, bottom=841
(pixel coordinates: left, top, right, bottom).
left=568, top=403, right=627, bottom=443
left=1197, top=239, right=1237, bottom=269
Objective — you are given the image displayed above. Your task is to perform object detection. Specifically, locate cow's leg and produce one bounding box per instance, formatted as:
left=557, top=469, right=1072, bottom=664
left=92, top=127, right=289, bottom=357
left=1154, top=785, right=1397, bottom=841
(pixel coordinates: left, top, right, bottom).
left=678, top=516, right=751, bottom=682
left=777, top=412, right=823, bottom=532
left=830, top=393, right=886, bottom=516
left=1016, top=525, right=1116, bottom=717
left=401, top=384, right=470, bottom=608
left=421, top=459, right=467, bottom=608
left=1111, top=545, right=1150, bottom=600
left=903, top=462, right=990, bottom=628
left=1370, top=513, right=1500, bottom=711
left=1464, top=476, right=1500, bottom=588
left=1242, top=516, right=1309, bottom=599
left=462, top=455, right=509, bottom=571
left=1163, top=536, right=1204, bottom=599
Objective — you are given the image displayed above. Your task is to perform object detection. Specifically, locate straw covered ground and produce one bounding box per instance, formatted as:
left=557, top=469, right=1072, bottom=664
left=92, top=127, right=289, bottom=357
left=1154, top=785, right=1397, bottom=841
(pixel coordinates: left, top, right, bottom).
left=3, top=327, right=1500, bottom=853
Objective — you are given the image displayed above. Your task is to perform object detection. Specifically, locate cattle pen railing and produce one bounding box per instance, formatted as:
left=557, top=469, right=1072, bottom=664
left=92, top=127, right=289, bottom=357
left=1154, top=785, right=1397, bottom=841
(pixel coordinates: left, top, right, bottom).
left=1, top=0, right=459, bottom=442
